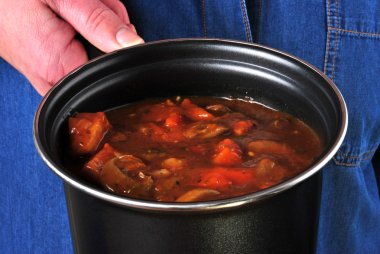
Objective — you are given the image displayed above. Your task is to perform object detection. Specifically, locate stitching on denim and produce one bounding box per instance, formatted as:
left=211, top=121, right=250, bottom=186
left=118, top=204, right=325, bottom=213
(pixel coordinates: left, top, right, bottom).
left=323, top=0, right=332, bottom=74
left=336, top=148, right=378, bottom=159
left=333, top=148, right=378, bottom=167
left=202, top=0, right=207, bottom=37
left=332, top=158, right=359, bottom=167
left=330, top=0, right=340, bottom=81
left=239, top=0, right=252, bottom=42
left=331, top=30, right=339, bottom=81
left=329, top=27, right=380, bottom=38
left=333, top=157, right=374, bottom=167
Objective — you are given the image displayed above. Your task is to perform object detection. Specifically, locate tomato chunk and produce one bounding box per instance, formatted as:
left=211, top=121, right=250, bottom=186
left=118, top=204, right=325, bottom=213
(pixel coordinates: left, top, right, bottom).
left=212, top=139, right=242, bottom=166
left=198, top=167, right=254, bottom=190
left=164, top=112, right=182, bottom=128
left=232, top=120, right=254, bottom=136
left=69, top=112, right=111, bottom=155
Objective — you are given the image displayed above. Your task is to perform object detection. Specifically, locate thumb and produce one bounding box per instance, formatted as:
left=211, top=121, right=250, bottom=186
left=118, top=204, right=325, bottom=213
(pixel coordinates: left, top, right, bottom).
left=45, top=0, right=144, bottom=53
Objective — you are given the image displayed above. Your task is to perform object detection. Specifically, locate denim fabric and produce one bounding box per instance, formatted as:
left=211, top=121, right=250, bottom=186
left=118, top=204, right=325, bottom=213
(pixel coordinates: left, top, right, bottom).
left=0, top=62, right=73, bottom=253
left=124, top=0, right=251, bottom=42
left=1, top=0, right=379, bottom=253
left=252, top=1, right=380, bottom=253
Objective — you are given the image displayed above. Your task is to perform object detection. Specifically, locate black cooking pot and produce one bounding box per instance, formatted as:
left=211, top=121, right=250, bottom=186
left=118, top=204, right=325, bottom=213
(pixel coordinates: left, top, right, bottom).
left=34, top=39, right=347, bottom=254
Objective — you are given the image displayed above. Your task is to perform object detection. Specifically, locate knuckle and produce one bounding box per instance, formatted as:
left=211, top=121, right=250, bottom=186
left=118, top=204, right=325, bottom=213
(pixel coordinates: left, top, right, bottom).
left=85, top=7, right=114, bottom=32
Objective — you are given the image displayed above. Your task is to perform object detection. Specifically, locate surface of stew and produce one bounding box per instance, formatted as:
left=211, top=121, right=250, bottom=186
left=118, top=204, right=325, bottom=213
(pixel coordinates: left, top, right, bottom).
left=67, top=97, right=323, bottom=202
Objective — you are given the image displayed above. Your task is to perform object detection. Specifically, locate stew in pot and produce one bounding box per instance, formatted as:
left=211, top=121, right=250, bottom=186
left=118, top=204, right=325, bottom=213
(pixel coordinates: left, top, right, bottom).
left=66, top=96, right=323, bottom=202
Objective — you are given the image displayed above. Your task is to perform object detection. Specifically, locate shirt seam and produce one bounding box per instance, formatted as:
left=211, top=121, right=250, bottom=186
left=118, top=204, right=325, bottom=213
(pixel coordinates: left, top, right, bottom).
left=333, top=148, right=378, bottom=167
left=239, top=0, right=252, bottom=43
left=329, top=27, right=380, bottom=38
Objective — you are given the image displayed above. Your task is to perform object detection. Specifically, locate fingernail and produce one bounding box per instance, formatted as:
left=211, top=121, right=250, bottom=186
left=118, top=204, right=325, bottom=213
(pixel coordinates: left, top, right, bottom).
left=116, top=27, right=144, bottom=47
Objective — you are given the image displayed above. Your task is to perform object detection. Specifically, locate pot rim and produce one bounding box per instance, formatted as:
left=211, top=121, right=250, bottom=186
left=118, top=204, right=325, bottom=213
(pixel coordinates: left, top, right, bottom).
left=33, top=38, right=348, bottom=213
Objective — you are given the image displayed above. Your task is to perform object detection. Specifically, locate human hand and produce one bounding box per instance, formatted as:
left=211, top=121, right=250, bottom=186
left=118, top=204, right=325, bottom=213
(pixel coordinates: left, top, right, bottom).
left=0, top=0, right=143, bottom=95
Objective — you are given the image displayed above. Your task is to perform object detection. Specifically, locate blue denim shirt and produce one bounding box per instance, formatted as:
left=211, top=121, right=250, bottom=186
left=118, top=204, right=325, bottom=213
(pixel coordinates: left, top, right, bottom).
left=0, top=1, right=379, bottom=253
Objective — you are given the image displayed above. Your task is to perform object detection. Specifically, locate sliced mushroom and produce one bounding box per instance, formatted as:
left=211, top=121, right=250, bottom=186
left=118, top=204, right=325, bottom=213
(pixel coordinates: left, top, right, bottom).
left=114, top=154, right=146, bottom=172
left=176, top=188, right=220, bottom=202
left=205, top=104, right=231, bottom=116
left=246, top=140, right=310, bottom=167
left=255, top=158, right=276, bottom=177
left=100, top=157, right=153, bottom=199
left=255, top=158, right=287, bottom=188
left=183, top=122, right=229, bottom=139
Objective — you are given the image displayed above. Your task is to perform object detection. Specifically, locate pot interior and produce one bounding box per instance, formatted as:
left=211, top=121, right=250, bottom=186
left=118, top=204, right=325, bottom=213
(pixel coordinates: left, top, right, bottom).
left=35, top=39, right=346, bottom=210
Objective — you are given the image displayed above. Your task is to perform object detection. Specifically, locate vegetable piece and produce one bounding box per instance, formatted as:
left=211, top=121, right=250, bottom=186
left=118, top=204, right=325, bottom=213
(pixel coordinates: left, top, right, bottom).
left=205, top=104, right=231, bottom=116
left=232, top=120, right=254, bottom=136
left=149, top=168, right=172, bottom=178
left=212, top=139, right=242, bottom=166
left=198, top=171, right=231, bottom=189
left=176, top=188, right=220, bottom=202
left=113, top=154, right=146, bottom=172
left=100, top=157, right=153, bottom=199
left=84, top=143, right=119, bottom=179
left=180, top=98, right=215, bottom=121
left=246, top=140, right=309, bottom=167
left=183, top=122, right=229, bottom=139
left=69, top=112, right=111, bottom=155
left=247, top=140, right=293, bottom=156
left=161, top=158, right=186, bottom=171
left=255, top=158, right=286, bottom=188
left=164, top=112, right=182, bottom=128
left=198, top=167, right=254, bottom=189
left=255, top=158, right=276, bottom=177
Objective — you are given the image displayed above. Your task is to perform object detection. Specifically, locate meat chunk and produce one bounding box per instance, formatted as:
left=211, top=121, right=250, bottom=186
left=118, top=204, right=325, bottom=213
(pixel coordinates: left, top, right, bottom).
left=69, top=112, right=111, bottom=155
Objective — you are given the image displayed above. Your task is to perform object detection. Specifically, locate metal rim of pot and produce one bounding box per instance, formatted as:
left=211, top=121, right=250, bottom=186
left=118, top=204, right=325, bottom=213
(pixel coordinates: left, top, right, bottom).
left=33, top=38, right=348, bottom=213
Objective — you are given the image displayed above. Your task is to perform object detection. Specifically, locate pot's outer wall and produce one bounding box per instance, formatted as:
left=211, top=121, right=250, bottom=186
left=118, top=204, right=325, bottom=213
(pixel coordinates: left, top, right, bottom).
left=65, top=173, right=321, bottom=254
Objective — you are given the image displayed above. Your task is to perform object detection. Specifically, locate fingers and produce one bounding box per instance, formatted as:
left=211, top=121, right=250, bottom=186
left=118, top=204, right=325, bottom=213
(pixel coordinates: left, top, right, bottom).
left=44, top=0, right=143, bottom=52
left=0, top=1, right=89, bottom=96
left=28, top=22, right=89, bottom=95
left=101, top=0, right=130, bottom=24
